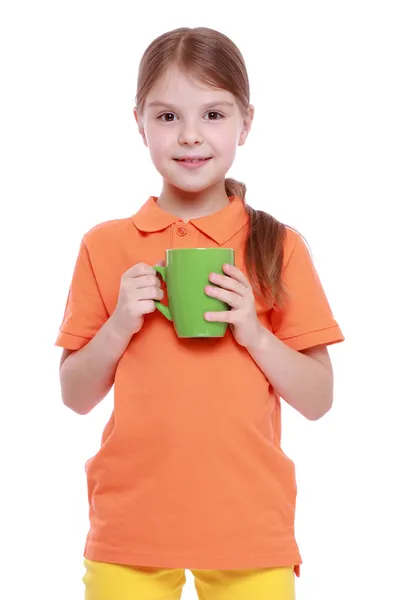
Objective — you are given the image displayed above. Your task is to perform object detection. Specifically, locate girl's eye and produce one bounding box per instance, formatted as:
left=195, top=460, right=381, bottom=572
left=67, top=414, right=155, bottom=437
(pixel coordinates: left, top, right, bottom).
left=158, top=113, right=176, bottom=122
left=205, top=111, right=223, bottom=120
left=157, top=111, right=224, bottom=122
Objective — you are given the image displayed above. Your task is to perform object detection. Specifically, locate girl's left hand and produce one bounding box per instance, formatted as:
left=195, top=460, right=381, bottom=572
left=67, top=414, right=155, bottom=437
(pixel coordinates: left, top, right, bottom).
left=204, top=264, right=263, bottom=349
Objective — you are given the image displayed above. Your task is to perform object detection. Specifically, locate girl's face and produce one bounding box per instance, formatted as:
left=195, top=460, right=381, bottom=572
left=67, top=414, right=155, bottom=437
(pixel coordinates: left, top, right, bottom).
left=134, top=65, right=253, bottom=194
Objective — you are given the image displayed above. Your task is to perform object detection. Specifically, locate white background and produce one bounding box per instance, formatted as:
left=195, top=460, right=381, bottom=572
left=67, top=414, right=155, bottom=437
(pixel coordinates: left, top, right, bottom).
left=1, top=1, right=399, bottom=598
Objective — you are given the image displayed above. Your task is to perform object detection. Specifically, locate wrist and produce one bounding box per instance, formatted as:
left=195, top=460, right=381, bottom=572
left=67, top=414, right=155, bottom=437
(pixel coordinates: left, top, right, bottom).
left=107, top=312, right=134, bottom=345
left=245, top=325, right=273, bottom=355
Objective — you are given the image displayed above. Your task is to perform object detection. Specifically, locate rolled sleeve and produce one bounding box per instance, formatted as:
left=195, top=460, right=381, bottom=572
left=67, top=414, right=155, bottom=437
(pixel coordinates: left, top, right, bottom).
left=55, top=238, right=109, bottom=350
left=270, top=230, right=344, bottom=351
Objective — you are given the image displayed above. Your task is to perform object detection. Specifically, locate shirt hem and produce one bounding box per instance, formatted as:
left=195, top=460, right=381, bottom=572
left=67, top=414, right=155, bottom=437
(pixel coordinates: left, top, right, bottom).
left=84, top=543, right=302, bottom=577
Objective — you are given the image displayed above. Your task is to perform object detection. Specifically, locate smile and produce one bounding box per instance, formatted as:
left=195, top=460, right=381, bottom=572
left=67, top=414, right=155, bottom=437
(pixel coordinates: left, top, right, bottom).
left=173, top=158, right=212, bottom=169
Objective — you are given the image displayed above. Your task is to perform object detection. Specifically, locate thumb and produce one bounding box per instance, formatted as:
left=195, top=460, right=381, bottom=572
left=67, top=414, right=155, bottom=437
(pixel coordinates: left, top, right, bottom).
left=155, top=259, right=166, bottom=267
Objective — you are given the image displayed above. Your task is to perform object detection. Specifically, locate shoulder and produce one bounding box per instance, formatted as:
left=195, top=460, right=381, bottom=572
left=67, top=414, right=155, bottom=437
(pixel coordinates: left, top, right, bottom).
left=281, top=225, right=311, bottom=265
left=81, top=216, right=135, bottom=252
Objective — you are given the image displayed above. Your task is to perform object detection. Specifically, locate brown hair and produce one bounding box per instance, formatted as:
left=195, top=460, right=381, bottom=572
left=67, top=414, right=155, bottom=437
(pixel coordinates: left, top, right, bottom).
left=135, top=27, right=290, bottom=308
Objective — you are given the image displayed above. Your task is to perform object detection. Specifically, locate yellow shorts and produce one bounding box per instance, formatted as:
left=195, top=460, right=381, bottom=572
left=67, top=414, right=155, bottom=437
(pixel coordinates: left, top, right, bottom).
left=83, top=558, right=296, bottom=599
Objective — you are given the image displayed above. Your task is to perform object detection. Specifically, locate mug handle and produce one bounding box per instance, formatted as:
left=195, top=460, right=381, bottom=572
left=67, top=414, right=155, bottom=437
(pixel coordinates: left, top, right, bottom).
left=153, top=265, right=173, bottom=321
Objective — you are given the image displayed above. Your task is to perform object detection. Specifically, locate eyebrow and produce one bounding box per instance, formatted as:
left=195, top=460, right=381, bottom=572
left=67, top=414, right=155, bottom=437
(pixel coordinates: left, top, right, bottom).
left=147, top=100, right=235, bottom=110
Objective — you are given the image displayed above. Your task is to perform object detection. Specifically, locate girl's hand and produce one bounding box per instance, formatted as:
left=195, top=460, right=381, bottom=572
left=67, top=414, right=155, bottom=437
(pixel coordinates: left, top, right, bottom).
left=111, top=261, right=165, bottom=338
left=204, top=264, right=263, bottom=349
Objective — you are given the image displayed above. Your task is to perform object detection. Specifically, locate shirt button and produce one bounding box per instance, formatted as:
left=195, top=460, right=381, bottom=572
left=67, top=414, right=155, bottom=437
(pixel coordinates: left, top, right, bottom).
left=177, top=227, right=187, bottom=236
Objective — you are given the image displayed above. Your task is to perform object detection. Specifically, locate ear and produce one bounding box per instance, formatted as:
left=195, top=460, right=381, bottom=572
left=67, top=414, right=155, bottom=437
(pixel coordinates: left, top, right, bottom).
left=238, top=104, right=254, bottom=147
left=133, top=107, right=148, bottom=147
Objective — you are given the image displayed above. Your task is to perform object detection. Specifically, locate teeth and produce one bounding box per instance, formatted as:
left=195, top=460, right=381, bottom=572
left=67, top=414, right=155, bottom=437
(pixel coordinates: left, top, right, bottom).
left=181, top=158, right=206, bottom=162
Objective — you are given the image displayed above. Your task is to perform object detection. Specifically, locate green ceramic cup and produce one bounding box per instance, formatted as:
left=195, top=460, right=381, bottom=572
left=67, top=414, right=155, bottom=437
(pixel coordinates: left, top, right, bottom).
left=153, top=248, right=235, bottom=338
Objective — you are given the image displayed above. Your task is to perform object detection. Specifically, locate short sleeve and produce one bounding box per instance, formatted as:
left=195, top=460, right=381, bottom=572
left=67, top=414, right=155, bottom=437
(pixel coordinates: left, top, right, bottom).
left=270, top=231, right=344, bottom=351
left=54, top=238, right=109, bottom=350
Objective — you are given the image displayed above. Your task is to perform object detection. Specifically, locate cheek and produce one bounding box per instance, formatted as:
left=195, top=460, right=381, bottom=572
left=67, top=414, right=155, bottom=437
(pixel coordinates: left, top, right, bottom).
left=147, top=133, right=170, bottom=164
left=217, top=139, right=238, bottom=164
left=148, top=144, right=165, bottom=166
left=145, top=122, right=168, bottom=149
left=212, top=125, right=239, bottom=154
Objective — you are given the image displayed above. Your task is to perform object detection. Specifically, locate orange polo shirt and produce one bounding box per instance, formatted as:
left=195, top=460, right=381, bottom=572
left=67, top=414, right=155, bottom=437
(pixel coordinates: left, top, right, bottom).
left=55, top=195, right=344, bottom=574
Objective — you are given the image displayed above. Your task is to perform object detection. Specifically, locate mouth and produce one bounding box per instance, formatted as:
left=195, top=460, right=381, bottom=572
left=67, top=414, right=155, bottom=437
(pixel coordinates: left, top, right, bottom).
left=173, top=157, right=212, bottom=163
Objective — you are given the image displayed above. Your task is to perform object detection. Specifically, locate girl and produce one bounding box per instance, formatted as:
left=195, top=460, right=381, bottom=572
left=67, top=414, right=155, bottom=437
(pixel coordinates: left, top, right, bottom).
left=56, top=26, right=344, bottom=600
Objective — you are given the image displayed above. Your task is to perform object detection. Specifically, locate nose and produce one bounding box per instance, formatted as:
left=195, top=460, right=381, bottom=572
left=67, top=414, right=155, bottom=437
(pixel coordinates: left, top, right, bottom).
left=178, top=119, right=203, bottom=146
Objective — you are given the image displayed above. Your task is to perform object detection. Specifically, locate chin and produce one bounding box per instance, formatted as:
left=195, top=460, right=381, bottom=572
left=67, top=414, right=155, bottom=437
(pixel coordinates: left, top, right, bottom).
left=160, top=174, right=216, bottom=193
left=173, top=181, right=214, bottom=193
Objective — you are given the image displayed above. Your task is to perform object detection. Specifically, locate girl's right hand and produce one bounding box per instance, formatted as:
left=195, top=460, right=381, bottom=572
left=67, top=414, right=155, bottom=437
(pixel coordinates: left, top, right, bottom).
left=111, top=262, right=164, bottom=337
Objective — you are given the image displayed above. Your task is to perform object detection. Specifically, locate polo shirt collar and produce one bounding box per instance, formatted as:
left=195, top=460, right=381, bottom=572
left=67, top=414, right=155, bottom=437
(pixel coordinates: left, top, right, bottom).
left=131, top=195, right=248, bottom=246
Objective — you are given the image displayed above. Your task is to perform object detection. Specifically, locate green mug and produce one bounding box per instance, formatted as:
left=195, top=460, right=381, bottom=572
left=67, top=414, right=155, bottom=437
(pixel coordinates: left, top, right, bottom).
left=153, top=247, right=235, bottom=338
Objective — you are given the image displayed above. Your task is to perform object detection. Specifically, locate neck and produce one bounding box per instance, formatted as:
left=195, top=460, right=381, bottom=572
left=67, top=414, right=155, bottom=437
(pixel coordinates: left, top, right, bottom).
left=157, top=182, right=230, bottom=222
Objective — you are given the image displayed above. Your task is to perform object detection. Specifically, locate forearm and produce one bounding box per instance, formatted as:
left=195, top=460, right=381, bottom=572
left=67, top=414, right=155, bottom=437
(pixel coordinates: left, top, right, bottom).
left=247, top=326, right=333, bottom=420
left=60, top=314, right=133, bottom=415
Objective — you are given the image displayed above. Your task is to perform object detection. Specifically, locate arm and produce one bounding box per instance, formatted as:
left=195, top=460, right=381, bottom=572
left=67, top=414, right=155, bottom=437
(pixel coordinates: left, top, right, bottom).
left=58, top=261, right=164, bottom=416
left=204, top=251, right=342, bottom=421
left=59, top=314, right=133, bottom=415
left=246, top=331, right=333, bottom=420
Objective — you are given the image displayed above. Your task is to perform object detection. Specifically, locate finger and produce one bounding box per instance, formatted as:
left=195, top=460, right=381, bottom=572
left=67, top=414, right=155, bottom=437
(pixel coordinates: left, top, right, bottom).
left=137, top=286, right=164, bottom=301
left=204, top=310, right=232, bottom=323
left=209, top=272, right=246, bottom=296
left=205, top=285, right=241, bottom=309
left=222, top=264, right=251, bottom=288
left=124, top=263, right=154, bottom=278
left=140, top=300, right=157, bottom=314
left=135, top=275, right=161, bottom=289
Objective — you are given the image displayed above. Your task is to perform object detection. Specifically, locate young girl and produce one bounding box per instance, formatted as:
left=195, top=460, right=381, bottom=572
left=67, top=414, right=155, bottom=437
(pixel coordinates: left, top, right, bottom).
left=56, top=26, right=344, bottom=600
